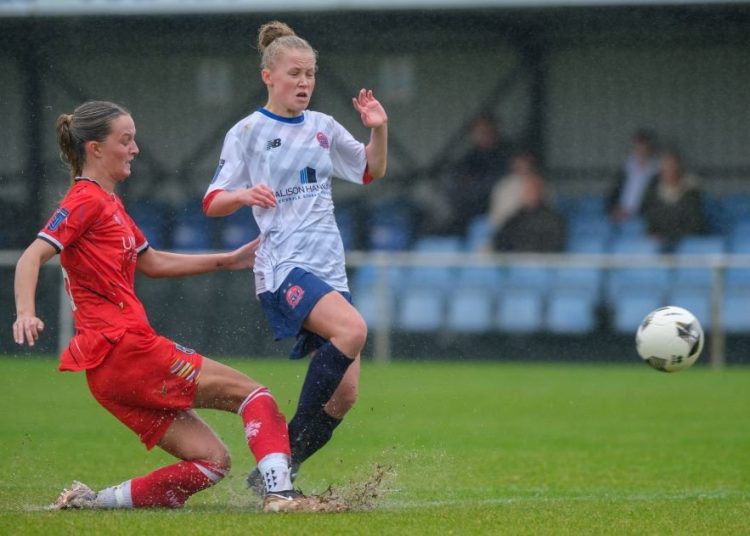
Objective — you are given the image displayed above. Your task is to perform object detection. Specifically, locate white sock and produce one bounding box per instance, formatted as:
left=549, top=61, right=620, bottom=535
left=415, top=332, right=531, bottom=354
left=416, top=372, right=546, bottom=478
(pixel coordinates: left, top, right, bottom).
left=95, top=480, right=133, bottom=509
left=257, top=453, right=292, bottom=493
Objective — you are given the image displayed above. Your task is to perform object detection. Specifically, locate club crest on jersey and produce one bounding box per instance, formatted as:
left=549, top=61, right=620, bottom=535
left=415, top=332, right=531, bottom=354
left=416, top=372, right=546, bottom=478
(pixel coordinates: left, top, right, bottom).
left=285, top=285, right=305, bottom=309
left=210, top=159, right=225, bottom=184
left=113, top=212, right=122, bottom=225
left=299, top=167, right=317, bottom=184
left=316, top=132, right=330, bottom=149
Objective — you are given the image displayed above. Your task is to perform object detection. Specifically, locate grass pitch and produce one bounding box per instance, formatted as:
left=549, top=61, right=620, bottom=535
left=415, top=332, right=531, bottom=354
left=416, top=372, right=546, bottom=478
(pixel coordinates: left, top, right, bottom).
left=0, top=356, right=748, bottom=534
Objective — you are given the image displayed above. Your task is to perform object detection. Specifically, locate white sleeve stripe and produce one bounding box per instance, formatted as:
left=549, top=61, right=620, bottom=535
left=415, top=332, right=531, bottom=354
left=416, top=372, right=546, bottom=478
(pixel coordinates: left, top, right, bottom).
left=37, top=232, right=64, bottom=252
left=136, top=241, right=149, bottom=253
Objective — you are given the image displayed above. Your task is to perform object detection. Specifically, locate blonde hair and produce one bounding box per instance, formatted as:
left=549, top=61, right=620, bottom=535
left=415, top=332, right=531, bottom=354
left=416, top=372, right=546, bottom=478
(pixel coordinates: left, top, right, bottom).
left=56, top=101, right=129, bottom=181
left=257, top=20, right=316, bottom=70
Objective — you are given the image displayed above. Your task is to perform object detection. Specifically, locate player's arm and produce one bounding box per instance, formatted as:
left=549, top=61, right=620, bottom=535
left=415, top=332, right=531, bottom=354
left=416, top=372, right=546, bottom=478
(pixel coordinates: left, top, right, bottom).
left=352, top=89, right=388, bottom=180
left=137, top=237, right=260, bottom=278
left=13, top=239, right=57, bottom=346
left=203, top=186, right=277, bottom=217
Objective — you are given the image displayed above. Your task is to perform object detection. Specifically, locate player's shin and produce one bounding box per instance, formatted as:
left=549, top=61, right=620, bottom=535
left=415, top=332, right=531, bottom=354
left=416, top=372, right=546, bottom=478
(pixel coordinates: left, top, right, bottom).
left=96, top=459, right=227, bottom=508
left=238, top=387, right=294, bottom=492
left=287, top=341, right=353, bottom=465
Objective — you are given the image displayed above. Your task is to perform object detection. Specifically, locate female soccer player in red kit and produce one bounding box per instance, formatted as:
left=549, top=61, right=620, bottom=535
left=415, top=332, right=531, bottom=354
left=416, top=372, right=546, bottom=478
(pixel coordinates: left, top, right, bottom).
left=12, top=101, right=319, bottom=512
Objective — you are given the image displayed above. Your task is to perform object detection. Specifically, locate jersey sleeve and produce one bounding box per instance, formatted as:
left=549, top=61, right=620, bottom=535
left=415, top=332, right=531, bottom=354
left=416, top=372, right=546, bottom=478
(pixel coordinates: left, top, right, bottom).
left=205, top=127, right=252, bottom=196
left=329, top=117, right=368, bottom=185
left=37, top=189, right=105, bottom=252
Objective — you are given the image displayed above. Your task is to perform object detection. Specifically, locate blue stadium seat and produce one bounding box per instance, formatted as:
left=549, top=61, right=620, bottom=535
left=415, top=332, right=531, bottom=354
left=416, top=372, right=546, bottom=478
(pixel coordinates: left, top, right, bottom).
left=404, top=265, right=455, bottom=291
left=720, top=194, right=750, bottom=227
left=729, top=220, right=750, bottom=253
left=351, top=264, right=405, bottom=294
left=219, top=207, right=260, bottom=249
left=607, top=266, right=671, bottom=302
left=610, top=236, right=661, bottom=255
left=455, top=265, right=504, bottom=292
left=413, top=235, right=463, bottom=252
left=546, top=289, right=598, bottom=334
left=126, top=199, right=169, bottom=249
left=572, top=194, right=606, bottom=216
left=611, top=290, right=665, bottom=334
left=173, top=200, right=213, bottom=251
left=614, top=217, right=647, bottom=238
left=672, top=235, right=726, bottom=290
left=722, top=292, right=750, bottom=333
left=725, top=267, right=750, bottom=293
left=446, top=288, right=494, bottom=332
left=505, top=265, right=553, bottom=293
left=703, top=194, right=730, bottom=234
left=335, top=204, right=358, bottom=251
left=567, top=214, right=612, bottom=240
left=566, top=234, right=609, bottom=254
left=354, top=287, right=394, bottom=330
left=397, top=288, right=445, bottom=332
left=465, top=214, right=492, bottom=252
left=675, top=235, right=726, bottom=255
left=552, top=267, right=604, bottom=295
left=368, top=199, right=413, bottom=251
left=496, top=289, right=544, bottom=333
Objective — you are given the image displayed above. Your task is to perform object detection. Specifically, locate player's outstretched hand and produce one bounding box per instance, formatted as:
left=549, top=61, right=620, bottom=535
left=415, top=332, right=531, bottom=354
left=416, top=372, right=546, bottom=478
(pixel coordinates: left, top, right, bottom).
left=237, top=184, right=277, bottom=209
left=13, top=313, right=45, bottom=347
left=225, top=236, right=261, bottom=271
left=352, top=89, right=388, bottom=129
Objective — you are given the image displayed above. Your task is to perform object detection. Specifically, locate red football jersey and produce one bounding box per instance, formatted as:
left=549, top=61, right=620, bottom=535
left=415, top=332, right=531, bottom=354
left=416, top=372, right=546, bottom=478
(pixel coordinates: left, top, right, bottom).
left=38, top=178, right=154, bottom=370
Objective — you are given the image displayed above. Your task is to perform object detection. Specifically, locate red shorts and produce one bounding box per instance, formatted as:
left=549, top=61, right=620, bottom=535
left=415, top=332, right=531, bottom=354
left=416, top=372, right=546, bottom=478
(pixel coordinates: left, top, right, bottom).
left=85, top=330, right=204, bottom=450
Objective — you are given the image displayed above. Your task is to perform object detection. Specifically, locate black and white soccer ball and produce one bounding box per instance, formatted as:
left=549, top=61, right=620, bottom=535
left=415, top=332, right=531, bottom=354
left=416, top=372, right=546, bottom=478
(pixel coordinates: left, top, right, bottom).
left=635, top=306, right=704, bottom=372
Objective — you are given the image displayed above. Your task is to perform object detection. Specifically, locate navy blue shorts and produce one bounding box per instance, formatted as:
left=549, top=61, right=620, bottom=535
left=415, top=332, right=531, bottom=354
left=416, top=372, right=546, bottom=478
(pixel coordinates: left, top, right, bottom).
left=258, top=267, right=352, bottom=360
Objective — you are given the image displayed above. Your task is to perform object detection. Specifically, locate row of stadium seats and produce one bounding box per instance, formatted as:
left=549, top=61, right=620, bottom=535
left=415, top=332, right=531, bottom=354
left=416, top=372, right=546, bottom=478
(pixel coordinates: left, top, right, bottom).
left=127, top=200, right=259, bottom=251
left=359, top=193, right=750, bottom=253
left=353, top=279, right=750, bottom=335
left=125, top=193, right=750, bottom=254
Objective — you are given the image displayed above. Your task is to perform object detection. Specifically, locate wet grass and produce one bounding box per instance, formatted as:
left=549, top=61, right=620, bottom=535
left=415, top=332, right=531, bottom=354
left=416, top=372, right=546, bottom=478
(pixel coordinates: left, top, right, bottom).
left=1, top=356, right=748, bottom=534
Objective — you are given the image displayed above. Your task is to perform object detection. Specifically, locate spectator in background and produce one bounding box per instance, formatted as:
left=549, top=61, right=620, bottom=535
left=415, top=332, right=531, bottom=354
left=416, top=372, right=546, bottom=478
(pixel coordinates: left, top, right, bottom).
left=492, top=167, right=566, bottom=253
left=487, top=150, right=547, bottom=246
left=606, top=128, right=660, bottom=222
left=442, top=112, right=512, bottom=235
left=642, top=149, right=706, bottom=251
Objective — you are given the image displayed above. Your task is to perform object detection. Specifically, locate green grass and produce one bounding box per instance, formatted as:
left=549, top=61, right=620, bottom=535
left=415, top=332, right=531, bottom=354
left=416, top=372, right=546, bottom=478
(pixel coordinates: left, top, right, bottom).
left=1, top=356, right=749, bottom=534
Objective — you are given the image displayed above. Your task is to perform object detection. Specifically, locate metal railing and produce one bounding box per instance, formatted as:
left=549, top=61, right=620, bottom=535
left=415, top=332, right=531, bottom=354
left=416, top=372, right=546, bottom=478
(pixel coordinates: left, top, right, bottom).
left=345, top=251, right=750, bottom=366
left=3, top=249, right=750, bottom=367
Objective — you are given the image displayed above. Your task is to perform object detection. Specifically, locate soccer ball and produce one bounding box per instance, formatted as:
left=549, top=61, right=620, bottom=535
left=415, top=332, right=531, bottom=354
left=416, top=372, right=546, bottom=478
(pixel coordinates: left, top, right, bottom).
left=635, top=306, right=704, bottom=372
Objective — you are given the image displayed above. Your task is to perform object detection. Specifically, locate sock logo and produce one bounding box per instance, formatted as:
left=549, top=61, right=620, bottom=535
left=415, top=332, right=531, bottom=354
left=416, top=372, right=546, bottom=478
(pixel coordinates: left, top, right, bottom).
left=244, top=420, right=262, bottom=440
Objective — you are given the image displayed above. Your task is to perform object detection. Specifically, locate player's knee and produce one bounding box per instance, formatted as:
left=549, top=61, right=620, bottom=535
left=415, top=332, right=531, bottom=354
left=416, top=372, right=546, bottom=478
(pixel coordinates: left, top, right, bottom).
left=335, top=316, right=368, bottom=357
left=207, top=446, right=232, bottom=476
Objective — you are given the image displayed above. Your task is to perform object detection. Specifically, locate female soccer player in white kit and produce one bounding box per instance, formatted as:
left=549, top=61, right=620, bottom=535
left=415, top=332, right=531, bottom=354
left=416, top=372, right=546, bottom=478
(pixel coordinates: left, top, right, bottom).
left=203, top=21, right=388, bottom=492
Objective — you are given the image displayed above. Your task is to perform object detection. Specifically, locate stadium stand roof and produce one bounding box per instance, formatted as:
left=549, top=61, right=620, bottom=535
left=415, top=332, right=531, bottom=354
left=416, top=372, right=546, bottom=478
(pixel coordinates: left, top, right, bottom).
left=0, top=0, right=738, bottom=17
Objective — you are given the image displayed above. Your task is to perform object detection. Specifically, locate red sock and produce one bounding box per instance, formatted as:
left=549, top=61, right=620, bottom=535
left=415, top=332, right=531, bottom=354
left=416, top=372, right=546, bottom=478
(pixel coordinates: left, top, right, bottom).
left=130, top=460, right=226, bottom=508
left=238, top=387, right=291, bottom=462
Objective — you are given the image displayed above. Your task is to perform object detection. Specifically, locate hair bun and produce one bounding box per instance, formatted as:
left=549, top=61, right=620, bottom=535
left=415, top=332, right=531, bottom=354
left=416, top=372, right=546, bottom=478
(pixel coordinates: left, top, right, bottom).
left=257, top=20, right=295, bottom=54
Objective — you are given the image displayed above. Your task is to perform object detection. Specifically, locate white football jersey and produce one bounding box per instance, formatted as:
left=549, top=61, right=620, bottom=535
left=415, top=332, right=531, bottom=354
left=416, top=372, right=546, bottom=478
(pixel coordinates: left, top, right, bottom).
left=205, top=108, right=369, bottom=294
